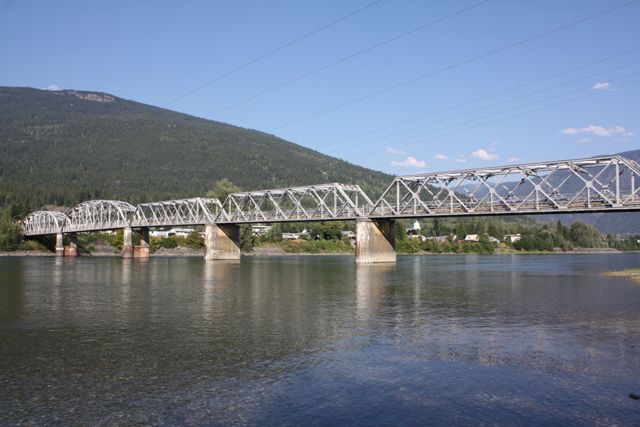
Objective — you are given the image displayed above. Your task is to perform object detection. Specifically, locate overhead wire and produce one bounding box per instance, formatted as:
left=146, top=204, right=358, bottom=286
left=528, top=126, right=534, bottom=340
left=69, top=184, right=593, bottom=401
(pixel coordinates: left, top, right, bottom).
left=162, top=0, right=385, bottom=107
left=315, top=47, right=640, bottom=150
left=205, top=0, right=490, bottom=116
left=345, top=72, right=640, bottom=160
left=267, top=0, right=640, bottom=132
left=329, top=59, right=640, bottom=155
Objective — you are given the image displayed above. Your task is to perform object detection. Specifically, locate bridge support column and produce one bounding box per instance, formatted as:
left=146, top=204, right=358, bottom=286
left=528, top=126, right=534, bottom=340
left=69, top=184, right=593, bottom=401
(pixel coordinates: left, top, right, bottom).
left=355, top=219, right=396, bottom=264
left=133, top=227, right=150, bottom=258
left=55, top=233, right=64, bottom=257
left=204, top=224, right=241, bottom=260
left=63, top=233, right=78, bottom=257
left=122, top=227, right=133, bottom=258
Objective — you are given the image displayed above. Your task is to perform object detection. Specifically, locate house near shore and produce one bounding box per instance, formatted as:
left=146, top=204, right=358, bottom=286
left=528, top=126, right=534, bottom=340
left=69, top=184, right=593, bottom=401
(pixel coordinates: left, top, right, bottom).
left=282, top=229, right=310, bottom=240
left=504, top=234, right=522, bottom=243
left=407, top=220, right=427, bottom=241
left=341, top=230, right=356, bottom=241
left=251, top=224, right=273, bottom=237
left=150, top=227, right=195, bottom=238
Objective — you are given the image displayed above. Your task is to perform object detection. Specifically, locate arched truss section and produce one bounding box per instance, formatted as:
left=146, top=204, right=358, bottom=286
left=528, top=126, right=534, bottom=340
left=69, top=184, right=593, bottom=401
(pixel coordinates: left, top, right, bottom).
left=65, top=200, right=136, bottom=232
left=218, top=183, right=373, bottom=223
left=132, top=197, right=226, bottom=227
left=370, top=155, right=640, bottom=218
left=21, top=211, right=69, bottom=236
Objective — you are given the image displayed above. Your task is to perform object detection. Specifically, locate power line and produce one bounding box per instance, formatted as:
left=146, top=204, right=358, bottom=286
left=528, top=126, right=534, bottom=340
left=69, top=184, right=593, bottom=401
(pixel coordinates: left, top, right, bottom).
left=162, top=0, right=385, bottom=107
left=330, top=60, right=640, bottom=155
left=346, top=72, right=640, bottom=160
left=206, top=0, right=490, bottom=116
left=268, top=0, right=640, bottom=132
left=315, top=47, right=640, bottom=150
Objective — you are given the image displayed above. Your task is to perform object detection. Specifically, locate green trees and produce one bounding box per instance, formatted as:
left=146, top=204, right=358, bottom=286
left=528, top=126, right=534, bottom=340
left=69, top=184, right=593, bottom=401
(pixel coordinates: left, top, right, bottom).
left=310, top=222, right=343, bottom=240
left=206, top=179, right=240, bottom=202
left=569, top=221, right=604, bottom=248
left=0, top=210, right=23, bottom=251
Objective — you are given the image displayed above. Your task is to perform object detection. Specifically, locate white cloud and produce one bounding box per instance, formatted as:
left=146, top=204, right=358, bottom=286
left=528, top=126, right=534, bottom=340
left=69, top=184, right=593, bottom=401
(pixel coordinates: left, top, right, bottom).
left=490, top=140, right=499, bottom=146
left=576, top=138, right=590, bottom=144
left=562, top=125, right=633, bottom=138
left=390, top=156, right=427, bottom=168
left=455, top=157, right=467, bottom=163
left=592, top=82, right=610, bottom=90
left=434, top=154, right=448, bottom=160
left=471, top=149, right=499, bottom=161
left=386, top=147, right=406, bottom=155
left=45, top=84, right=60, bottom=91
left=507, top=157, right=521, bottom=162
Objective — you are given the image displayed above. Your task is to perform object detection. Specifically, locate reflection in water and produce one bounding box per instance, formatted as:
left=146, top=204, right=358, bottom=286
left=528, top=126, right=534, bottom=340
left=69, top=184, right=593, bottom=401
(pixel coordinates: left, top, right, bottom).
left=0, top=254, right=639, bottom=425
left=355, top=264, right=395, bottom=321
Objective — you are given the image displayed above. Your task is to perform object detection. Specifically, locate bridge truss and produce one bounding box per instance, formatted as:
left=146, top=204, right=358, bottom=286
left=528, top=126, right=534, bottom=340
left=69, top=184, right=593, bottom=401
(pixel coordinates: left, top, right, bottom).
left=219, top=183, right=373, bottom=224
left=19, top=155, right=640, bottom=237
left=64, top=200, right=137, bottom=233
left=369, top=156, right=640, bottom=218
left=21, top=210, right=68, bottom=235
left=132, top=197, right=226, bottom=227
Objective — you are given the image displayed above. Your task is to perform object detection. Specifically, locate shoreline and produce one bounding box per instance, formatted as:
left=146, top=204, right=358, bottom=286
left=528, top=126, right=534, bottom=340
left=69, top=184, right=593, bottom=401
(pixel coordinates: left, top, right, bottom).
left=1, top=249, right=636, bottom=258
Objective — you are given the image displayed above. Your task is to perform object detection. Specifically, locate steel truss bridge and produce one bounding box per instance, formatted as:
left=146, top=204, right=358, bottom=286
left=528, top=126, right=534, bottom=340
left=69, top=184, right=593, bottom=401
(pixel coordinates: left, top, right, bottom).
left=21, top=155, right=640, bottom=237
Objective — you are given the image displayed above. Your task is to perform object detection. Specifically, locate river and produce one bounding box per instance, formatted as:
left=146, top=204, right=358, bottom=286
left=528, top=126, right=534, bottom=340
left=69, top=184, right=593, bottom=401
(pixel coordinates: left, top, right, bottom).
left=1, top=254, right=639, bottom=425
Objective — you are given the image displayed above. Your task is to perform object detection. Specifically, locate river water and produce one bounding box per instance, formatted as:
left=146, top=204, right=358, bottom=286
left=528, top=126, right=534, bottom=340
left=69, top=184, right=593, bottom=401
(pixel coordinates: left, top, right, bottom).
left=1, top=254, right=639, bottom=425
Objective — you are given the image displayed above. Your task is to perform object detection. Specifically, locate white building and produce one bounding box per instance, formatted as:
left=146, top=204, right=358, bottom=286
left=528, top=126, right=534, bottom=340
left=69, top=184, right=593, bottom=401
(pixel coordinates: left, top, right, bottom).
left=341, top=230, right=356, bottom=240
left=504, top=234, right=521, bottom=243
left=464, top=234, right=480, bottom=242
left=282, top=229, right=310, bottom=240
left=251, top=224, right=273, bottom=237
left=150, top=229, right=170, bottom=238
left=150, top=227, right=196, bottom=238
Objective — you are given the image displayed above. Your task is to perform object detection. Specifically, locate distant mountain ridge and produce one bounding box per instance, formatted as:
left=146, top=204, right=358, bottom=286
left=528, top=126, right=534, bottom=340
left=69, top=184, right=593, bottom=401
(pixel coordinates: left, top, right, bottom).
left=0, top=87, right=391, bottom=213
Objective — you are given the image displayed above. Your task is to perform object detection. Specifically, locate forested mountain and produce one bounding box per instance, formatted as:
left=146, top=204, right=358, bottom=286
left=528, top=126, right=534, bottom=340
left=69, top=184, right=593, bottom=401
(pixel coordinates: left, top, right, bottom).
left=0, top=87, right=391, bottom=215
left=1, top=86, right=638, bottom=234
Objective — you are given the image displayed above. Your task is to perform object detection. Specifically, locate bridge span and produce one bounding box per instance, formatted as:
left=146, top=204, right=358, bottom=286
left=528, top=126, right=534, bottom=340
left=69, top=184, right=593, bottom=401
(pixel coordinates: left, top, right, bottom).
left=20, top=155, right=640, bottom=263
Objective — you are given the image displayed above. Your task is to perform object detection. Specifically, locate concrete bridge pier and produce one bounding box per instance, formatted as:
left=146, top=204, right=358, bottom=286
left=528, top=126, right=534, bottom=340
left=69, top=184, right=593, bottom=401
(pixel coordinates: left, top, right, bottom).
left=355, top=218, right=396, bottom=264
left=63, top=233, right=78, bottom=257
left=55, top=232, right=64, bottom=257
left=122, top=227, right=134, bottom=258
left=204, top=224, right=241, bottom=260
left=133, top=227, right=150, bottom=258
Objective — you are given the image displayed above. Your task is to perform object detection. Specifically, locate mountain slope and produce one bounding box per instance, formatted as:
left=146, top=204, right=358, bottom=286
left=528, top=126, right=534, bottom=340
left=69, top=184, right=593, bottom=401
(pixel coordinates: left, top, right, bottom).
left=0, top=87, right=391, bottom=213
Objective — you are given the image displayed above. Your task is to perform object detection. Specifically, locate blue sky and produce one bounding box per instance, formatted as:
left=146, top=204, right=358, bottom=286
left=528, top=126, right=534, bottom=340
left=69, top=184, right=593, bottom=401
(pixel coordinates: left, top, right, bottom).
left=2, top=0, right=639, bottom=174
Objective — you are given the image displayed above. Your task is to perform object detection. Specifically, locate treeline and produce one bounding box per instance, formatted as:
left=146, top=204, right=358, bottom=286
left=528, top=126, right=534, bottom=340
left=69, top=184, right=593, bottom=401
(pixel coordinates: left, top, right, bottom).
left=395, top=218, right=640, bottom=254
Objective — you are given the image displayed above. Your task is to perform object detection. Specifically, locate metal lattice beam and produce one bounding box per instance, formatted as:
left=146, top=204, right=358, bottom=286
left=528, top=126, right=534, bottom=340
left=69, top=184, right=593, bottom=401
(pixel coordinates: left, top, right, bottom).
left=369, top=156, right=640, bottom=218
left=218, top=183, right=373, bottom=223
left=19, top=155, right=640, bottom=237
left=21, top=211, right=68, bottom=235
left=65, top=200, right=137, bottom=233
left=132, top=197, right=225, bottom=227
